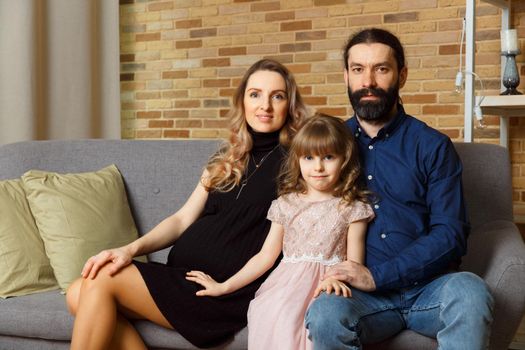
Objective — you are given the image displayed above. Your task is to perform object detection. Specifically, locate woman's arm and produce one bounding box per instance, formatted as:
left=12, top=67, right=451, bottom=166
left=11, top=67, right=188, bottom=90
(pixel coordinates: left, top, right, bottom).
left=186, top=221, right=284, bottom=296
left=82, top=171, right=210, bottom=279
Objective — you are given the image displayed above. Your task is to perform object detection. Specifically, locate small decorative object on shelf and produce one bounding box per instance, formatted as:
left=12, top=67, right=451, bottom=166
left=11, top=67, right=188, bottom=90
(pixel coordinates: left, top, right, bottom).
left=500, top=29, right=522, bottom=95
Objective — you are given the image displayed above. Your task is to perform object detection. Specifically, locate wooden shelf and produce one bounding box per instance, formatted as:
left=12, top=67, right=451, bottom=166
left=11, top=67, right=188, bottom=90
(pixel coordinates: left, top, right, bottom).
left=476, top=95, right=525, bottom=117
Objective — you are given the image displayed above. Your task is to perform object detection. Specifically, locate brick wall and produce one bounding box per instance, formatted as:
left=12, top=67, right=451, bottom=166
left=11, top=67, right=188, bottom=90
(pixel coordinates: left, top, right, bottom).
left=119, top=0, right=525, bottom=218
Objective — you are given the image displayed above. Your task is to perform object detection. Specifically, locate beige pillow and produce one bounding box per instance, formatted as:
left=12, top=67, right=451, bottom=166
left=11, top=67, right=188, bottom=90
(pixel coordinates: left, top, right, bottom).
left=0, top=179, right=59, bottom=298
left=22, top=165, right=142, bottom=290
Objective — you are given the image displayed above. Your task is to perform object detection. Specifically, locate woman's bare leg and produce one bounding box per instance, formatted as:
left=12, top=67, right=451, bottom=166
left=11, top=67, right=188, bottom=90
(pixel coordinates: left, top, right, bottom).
left=70, top=264, right=172, bottom=350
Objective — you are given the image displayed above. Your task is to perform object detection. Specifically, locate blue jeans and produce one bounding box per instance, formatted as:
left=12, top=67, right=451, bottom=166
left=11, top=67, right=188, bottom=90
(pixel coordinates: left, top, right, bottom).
left=305, top=272, right=494, bottom=350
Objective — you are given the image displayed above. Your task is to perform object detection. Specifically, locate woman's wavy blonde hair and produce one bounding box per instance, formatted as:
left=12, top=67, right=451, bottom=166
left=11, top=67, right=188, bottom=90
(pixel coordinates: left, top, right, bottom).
left=279, top=114, right=369, bottom=205
left=204, top=59, right=308, bottom=192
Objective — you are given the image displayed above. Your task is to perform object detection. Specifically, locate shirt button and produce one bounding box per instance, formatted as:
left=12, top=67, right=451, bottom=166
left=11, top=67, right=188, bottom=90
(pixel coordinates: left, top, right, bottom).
left=367, top=175, right=373, bottom=180
left=355, top=133, right=359, bottom=137
left=368, top=145, right=374, bottom=150
left=386, top=133, right=390, bottom=138
left=380, top=233, right=387, bottom=239
left=374, top=204, right=379, bottom=209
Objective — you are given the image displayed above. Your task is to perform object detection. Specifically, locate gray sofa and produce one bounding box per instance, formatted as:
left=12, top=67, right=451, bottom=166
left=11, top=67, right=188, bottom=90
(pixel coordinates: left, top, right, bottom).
left=0, top=139, right=523, bottom=350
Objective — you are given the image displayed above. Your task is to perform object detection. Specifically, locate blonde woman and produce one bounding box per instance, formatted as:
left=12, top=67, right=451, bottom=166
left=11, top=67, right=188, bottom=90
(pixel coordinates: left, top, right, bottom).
left=66, top=59, right=307, bottom=350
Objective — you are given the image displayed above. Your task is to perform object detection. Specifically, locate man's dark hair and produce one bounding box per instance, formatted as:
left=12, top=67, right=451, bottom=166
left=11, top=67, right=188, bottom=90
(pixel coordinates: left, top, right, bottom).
left=343, top=28, right=406, bottom=72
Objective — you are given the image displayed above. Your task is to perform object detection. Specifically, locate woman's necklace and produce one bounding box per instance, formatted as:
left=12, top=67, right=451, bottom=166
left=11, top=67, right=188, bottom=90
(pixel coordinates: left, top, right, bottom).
left=235, top=144, right=280, bottom=200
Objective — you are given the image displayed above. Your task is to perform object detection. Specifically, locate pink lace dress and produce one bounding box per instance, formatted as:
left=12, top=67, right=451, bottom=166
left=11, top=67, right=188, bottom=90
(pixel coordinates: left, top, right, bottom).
left=247, top=193, right=374, bottom=350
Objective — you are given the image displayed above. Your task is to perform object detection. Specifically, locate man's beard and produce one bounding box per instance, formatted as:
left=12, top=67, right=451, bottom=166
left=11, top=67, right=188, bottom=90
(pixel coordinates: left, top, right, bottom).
left=348, top=83, right=399, bottom=124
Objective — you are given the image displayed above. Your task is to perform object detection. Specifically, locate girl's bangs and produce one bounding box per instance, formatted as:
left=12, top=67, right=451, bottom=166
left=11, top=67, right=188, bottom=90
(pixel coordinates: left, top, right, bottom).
left=294, top=127, right=343, bottom=156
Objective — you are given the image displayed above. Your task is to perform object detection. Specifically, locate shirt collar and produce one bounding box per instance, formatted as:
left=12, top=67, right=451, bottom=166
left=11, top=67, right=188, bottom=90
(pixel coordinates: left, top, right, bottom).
left=352, top=104, right=406, bottom=140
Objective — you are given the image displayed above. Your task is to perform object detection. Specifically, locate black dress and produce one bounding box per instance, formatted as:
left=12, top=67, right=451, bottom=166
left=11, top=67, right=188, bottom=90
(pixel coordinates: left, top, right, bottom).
left=133, top=130, right=284, bottom=348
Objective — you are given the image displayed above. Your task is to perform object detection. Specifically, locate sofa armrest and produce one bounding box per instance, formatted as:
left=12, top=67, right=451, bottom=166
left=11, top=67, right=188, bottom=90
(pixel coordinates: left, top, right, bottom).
left=461, top=220, right=525, bottom=350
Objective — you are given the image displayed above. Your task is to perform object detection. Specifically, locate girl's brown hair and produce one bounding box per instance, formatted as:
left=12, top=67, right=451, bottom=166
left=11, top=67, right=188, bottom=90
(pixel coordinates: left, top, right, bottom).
left=279, top=114, right=368, bottom=205
left=204, top=59, right=308, bottom=192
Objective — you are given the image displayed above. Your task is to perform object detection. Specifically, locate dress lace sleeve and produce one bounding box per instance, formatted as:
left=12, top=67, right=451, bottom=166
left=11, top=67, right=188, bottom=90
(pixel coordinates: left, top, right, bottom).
left=345, top=200, right=375, bottom=223
left=267, top=196, right=286, bottom=225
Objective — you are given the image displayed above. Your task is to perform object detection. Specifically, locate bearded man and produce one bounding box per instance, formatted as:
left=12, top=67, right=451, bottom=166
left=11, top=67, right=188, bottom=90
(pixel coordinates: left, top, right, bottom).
left=305, top=28, right=494, bottom=350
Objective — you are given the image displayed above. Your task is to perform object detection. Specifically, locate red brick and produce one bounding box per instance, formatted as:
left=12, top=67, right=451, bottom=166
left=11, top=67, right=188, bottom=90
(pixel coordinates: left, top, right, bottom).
left=441, top=129, right=460, bottom=139
left=164, top=130, right=190, bottom=138
left=204, top=119, right=230, bottom=128
left=263, top=54, right=293, bottom=63
left=175, top=100, right=200, bottom=108
left=148, top=1, right=173, bottom=11
left=149, top=120, right=174, bottom=128
left=265, top=11, right=294, bottom=22
left=164, top=110, right=189, bottom=118
left=439, top=44, right=464, bottom=55
left=163, top=90, right=188, bottom=99
left=175, top=40, right=202, bottom=49
left=120, top=73, right=134, bottom=81
left=176, top=120, right=203, bottom=128
left=220, top=88, right=236, bottom=97
left=280, top=42, right=311, bottom=53
left=296, top=31, right=326, bottom=41
left=203, top=79, right=231, bottom=87
left=402, top=94, right=437, bottom=104
left=251, top=1, right=280, bottom=12
left=281, top=21, right=312, bottom=32
left=137, top=111, right=161, bottom=119
left=384, top=12, right=418, bottom=23
left=203, top=58, right=230, bottom=67
left=219, top=47, right=247, bottom=56
left=136, top=130, right=162, bottom=138
left=120, top=54, right=135, bottom=62
left=422, top=105, right=460, bottom=115
left=303, top=96, right=327, bottom=105
left=136, top=33, right=161, bottom=42
left=288, top=63, right=311, bottom=74
left=136, top=92, right=161, bottom=100
left=314, top=0, right=345, bottom=5
left=176, top=19, right=202, bottom=29
left=162, top=71, right=189, bottom=79
left=190, top=28, right=217, bottom=38
left=317, top=107, right=347, bottom=117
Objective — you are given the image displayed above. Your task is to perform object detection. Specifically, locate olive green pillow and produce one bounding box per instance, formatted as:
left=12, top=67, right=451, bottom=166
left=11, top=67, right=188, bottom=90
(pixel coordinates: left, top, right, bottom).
left=0, top=179, right=59, bottom=298
left=22, top=165, right=142, bottom=290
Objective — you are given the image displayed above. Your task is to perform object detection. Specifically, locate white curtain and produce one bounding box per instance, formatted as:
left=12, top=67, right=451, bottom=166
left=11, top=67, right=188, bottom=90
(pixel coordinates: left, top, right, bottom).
left=0, top=0, right=121, bottom=144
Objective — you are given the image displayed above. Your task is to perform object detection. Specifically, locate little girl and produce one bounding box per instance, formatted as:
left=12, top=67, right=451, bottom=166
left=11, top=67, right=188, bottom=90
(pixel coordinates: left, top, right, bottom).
left=186, top=114, right=374, bottom=349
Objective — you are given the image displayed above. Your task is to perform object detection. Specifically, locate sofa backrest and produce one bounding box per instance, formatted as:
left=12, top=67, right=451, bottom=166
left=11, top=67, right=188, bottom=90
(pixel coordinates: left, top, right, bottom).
left=0, top=139, right=513, bottom=262
left=453, top=142, right=513, bottom=229
left=0, top=139, right=220, bottom=262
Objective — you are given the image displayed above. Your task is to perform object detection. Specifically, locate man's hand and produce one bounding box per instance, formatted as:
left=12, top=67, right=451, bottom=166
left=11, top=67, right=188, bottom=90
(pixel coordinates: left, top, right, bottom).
left=323, top=260, right=376, bottom=292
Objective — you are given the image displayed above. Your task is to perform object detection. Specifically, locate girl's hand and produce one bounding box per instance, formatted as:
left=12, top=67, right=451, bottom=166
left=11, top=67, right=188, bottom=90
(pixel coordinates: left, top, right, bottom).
left=314, top=277, right=352, bottom=298
left=186, top=271, right=228, bottom=297
left=81, top=247, right=133, bottom=279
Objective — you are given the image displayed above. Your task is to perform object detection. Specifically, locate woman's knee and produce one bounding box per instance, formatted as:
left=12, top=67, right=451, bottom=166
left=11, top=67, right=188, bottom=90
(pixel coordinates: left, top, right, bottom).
left=66, top=278, right=83, bottom=315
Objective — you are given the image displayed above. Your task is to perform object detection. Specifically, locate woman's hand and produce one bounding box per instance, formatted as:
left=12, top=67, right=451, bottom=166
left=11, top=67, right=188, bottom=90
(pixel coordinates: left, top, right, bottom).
left=81, top=247, right=133, bottom=279
left=313, top=277, right=352, bottom=298
left=186, top=271, right=228, bottom=297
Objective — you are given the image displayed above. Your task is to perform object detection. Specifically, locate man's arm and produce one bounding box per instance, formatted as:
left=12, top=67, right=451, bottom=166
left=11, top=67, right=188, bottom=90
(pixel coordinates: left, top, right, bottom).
left=369, top=139, right=468, bottom=290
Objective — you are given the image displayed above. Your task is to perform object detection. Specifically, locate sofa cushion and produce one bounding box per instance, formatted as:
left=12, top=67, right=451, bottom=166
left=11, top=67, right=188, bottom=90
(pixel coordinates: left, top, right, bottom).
left=0, top=290, right=73, bottom=341
left=21, top=165, right=142, bottom=290
left=0, top=179, right=58, bottom=298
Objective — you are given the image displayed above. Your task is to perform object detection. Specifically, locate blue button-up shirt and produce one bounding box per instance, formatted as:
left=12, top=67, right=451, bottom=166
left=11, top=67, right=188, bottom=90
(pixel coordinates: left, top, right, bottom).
left=346, top=106, right=469, bottom=291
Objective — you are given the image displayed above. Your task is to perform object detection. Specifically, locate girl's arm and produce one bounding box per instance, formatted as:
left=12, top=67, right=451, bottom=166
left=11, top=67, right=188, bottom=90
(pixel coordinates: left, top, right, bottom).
left=313, top=219, right=368, bottom=297
left=346, top=219, right=368, bottom=264
left=186, top=221, right=285, bottom=297
left=82, top=171, right=210, bottom=279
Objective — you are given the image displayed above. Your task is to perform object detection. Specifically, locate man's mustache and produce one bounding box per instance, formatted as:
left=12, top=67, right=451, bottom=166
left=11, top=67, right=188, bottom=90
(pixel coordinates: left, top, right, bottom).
left=351, top=87, right=388, bottom=101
